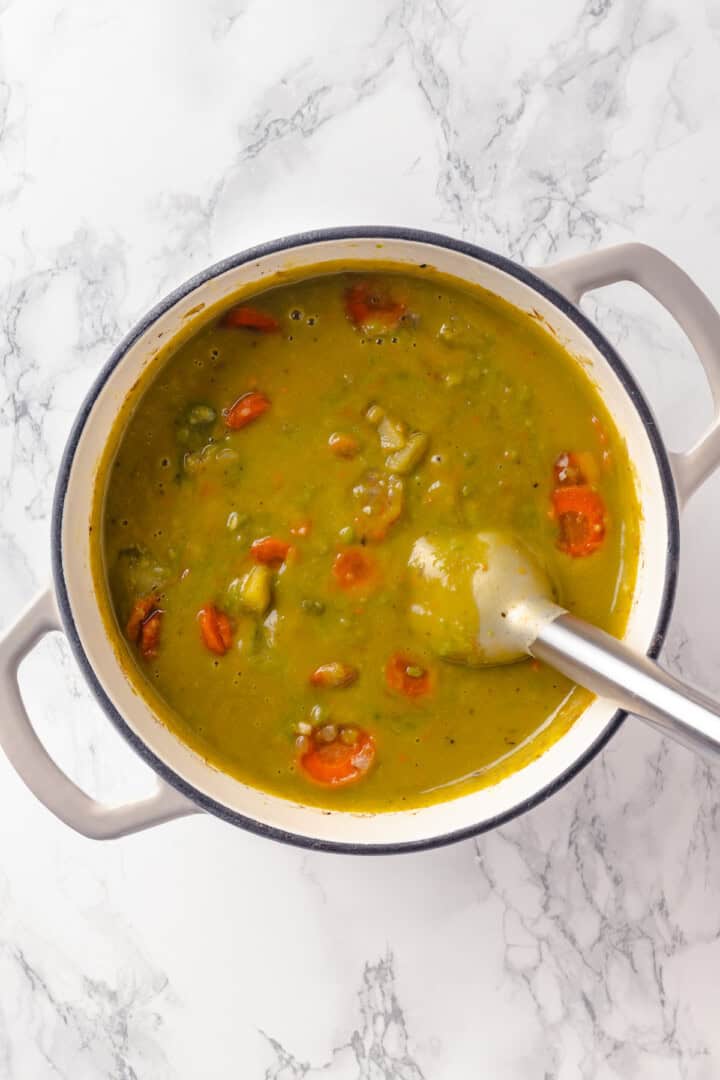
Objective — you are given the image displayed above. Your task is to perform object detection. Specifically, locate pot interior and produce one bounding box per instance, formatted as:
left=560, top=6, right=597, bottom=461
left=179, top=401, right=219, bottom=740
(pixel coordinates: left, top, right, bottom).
left=56, top=233, right=676, bottom=848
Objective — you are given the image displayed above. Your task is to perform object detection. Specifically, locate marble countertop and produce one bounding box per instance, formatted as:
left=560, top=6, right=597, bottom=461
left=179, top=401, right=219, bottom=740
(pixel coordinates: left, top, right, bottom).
left=2, top=0, right=720, bottom=1076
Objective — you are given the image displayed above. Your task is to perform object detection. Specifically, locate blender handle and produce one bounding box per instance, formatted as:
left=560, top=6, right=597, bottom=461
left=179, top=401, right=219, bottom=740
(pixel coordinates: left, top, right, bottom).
left=532, top=611, right=720, bottom=761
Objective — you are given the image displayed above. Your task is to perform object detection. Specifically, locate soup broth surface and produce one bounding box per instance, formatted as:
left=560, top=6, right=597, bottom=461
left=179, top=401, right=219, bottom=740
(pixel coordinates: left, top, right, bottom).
left=93, top=265, right=640, bottom=810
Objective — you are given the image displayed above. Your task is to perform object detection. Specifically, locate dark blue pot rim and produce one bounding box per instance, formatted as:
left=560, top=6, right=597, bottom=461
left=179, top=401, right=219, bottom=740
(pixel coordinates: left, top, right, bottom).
left=51, top=226, right=680, bottom=855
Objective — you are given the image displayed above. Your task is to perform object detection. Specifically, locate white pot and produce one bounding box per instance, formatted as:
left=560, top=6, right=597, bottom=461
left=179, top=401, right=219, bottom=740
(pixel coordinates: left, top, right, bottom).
left=3, top=229, right=720, bottom=851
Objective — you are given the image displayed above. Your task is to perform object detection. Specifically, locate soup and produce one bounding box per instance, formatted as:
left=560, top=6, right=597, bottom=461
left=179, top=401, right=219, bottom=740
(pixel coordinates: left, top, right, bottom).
left=92, top=265, right=640, bottom=811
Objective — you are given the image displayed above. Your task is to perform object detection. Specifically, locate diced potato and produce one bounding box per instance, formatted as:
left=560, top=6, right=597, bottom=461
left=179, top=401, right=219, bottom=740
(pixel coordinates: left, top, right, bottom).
left=230, top=564, right=273, bottom=616
left=385, top=431, right=429, bottom=475
left=377, top=414, right=407, bottom=450
left=366, top=401, right=414, bottom=454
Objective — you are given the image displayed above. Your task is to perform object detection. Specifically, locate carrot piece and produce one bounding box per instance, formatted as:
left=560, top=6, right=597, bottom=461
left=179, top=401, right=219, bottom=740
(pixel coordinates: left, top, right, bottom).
left=126, top=594, right=159, bottom=643
left=300, top=729, right=376, bottom=786
left=385, top=653, right=434, bottom=698
left=250, top=536, right=293, bottom=567
left=224, top=391, right=270, bottom=430
left=290, top=519, right=312, bottom=537
left=138, top=609, right=163, bottom=660
left=332, top=548, right=378, bottom=591
left=198, top=604, right=234, bottom=656
left=222, top=305, right=279, bottom=332
left=551, top=485, right=606, bottom=557
left=344, top=281, right=406, bottom=331
left=309, top=662, right=359, bottom=688
left=328, top=432, right=359, bottom=458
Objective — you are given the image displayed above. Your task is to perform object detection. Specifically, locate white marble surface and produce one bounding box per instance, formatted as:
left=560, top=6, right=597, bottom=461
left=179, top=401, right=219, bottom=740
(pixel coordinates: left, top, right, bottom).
left=2, top=0, right=720, bottom=1075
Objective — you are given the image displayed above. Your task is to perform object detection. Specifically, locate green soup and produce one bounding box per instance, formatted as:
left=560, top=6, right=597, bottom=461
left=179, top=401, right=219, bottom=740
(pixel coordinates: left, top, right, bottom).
left=92, top=265, right=640, bottom=811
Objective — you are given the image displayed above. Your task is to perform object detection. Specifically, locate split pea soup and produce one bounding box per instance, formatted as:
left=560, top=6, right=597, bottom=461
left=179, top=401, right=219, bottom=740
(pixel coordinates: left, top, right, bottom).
left=92, top=266, right=640, bottom=811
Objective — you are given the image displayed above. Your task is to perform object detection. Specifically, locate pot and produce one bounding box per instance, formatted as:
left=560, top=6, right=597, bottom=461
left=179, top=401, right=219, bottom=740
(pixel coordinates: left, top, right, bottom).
left=2, top=228, right=720, bottom=852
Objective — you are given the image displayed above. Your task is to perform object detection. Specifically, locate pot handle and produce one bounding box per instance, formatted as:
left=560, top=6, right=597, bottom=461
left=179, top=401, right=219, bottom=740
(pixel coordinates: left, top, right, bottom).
left=535, top=243, right=720, bottom=504
left=0, top=587, right=199, bottom=839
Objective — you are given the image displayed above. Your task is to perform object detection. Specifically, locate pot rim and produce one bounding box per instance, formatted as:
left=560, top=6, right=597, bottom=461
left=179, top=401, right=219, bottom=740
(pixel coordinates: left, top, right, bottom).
left=50, top=226, right=680, bottom=854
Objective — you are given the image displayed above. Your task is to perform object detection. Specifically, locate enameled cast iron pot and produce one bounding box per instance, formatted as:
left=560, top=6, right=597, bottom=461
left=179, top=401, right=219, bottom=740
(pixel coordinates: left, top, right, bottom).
left=3, top=228, right=720, bottom=853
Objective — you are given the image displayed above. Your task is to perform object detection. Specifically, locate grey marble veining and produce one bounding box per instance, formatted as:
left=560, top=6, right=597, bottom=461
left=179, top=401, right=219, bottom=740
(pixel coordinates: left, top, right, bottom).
left=2, top=0, right=720, bottom=1076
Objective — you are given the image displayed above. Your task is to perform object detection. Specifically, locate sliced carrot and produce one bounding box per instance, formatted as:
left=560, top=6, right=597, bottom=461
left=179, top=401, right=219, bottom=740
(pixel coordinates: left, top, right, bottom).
left=352, top=471, right=404, bottom=542
left=126, top=594, right=159, bottom=643
left=551, top=485, right=606, bottom=557
left=138, top=609, right=163, bottom=660
left=223, top=305, right=279, bottom=332
left=385, top=653, right=434, bottom=698
left=198, top=603, right=233, bottom=656
left=310, top=662, right=358, bottom=688
left=290, top=519, right=312, bottom=537
left=345, top=281, right=406, bottom=331
left=300, top=729, right=375, bottom=786
left=224, top=391, right=270, bottom=430
left=328, top=432, right=359, bottom=458
left=250, top=536, right=293, bottom=567
left=332, top=547, right=378, bottom=591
